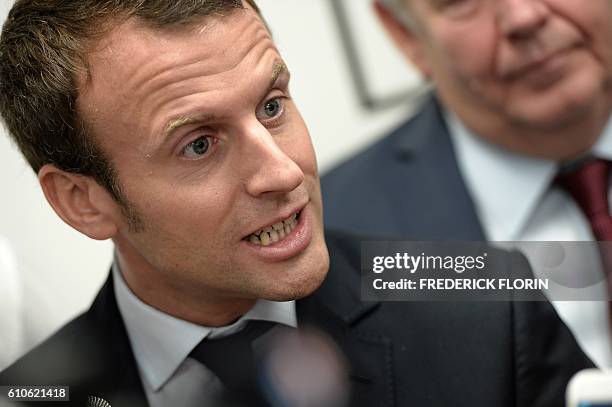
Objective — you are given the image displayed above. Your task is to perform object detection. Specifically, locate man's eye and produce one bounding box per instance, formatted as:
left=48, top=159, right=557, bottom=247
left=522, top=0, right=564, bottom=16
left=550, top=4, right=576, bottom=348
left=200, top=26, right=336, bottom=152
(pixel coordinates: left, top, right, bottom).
left=264, top=99, right=281, bottom=117
left=257, top=97, right=285, bottom=121
left=430, top=0, right=478, bottom=16
left=432, top=0, right=466, bottom=5
left=183, top=136, right=212, bottom=159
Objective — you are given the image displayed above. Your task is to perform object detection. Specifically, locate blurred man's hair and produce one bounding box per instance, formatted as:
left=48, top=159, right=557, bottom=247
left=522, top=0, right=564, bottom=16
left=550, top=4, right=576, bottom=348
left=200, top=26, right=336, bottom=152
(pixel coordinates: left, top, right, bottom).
left=0, top=0, right=260, bottom=207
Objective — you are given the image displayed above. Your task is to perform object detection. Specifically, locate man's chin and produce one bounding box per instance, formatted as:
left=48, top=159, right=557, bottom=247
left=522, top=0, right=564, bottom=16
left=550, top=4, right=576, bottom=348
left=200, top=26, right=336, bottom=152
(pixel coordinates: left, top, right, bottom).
left=507, top=98, right=594, bottom=132
left=508, top=69, right=609, bottom=129
left=262, top=260, right=330, bottom=302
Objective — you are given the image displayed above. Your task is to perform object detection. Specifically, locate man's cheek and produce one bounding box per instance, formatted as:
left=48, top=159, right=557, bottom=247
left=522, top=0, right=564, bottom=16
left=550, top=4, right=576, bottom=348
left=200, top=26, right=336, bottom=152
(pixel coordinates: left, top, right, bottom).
left=295, top=148, right=318, bottom=176
left=441, top=23, right=497, bottom=70
left=281, top=136, right=316, bottom=173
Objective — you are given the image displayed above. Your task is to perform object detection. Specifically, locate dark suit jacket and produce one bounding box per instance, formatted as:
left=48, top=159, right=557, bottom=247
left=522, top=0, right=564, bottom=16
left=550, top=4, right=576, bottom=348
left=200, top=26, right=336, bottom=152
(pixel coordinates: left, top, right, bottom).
left=321, top=95, right=486, bottom=240
left=0, top=231, right=593, bottom=406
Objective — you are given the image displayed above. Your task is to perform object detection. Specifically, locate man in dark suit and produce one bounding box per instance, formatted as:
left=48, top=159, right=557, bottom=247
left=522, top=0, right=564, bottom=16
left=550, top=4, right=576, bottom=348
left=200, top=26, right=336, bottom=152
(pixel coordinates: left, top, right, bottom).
left=0, top=0, right=593, bottom=406
left=322, top=0, right=612, bottom=367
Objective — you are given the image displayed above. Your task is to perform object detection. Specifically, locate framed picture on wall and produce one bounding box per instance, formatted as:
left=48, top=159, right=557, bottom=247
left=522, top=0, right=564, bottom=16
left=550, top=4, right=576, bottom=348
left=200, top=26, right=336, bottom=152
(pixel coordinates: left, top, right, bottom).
left=330, top=0, right=427, bottom=110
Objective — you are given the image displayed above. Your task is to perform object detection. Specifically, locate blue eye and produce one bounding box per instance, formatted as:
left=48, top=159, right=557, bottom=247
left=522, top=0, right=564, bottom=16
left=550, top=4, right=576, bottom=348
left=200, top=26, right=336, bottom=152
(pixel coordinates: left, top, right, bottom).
left=264, top=99, right=281, bottom=117
left=183, top=136, right=211, bottom=159
left=257, top=97, right=285, bottom=121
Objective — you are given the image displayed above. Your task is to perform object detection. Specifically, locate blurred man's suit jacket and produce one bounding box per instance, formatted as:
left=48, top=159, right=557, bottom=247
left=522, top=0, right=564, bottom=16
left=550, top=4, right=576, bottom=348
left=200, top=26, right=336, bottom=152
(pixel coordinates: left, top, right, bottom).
left=0, top=232, right=593, bottom=406
left=322, top=96, right=484, bottom=240
left=321, top=95, right=612, bottom=368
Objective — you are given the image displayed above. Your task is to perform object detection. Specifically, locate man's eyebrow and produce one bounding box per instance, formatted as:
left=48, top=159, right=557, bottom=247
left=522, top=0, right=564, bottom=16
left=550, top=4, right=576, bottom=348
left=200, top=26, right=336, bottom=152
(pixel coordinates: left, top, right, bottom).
left=270, top=61, right=289, bottom=87
left=164, top=113, right=216, bottom=140
left=163, top=62, right=289, bottom=140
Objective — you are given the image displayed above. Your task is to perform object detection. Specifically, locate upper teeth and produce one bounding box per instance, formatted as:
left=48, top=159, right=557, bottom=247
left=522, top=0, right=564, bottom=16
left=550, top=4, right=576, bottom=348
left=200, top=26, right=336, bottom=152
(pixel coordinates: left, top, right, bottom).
left=248, top=213, right=298, bottom=246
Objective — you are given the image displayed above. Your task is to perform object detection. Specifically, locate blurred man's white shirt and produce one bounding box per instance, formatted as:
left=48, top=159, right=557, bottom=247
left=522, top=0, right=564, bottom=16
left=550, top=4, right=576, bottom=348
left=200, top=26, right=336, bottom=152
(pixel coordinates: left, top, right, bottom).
left=446, top=111, right=612, bottom=368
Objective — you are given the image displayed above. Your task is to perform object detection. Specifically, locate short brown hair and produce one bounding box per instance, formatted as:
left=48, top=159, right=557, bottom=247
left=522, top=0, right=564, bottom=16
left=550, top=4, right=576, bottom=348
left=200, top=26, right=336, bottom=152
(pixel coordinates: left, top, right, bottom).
left=0, top=0, right=260, bottom=205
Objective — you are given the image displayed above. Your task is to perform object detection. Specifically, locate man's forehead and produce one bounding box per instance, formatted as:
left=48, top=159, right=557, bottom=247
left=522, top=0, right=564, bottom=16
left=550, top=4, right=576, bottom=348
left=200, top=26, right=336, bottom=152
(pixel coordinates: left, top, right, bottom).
left=89, top=11, right=246, bottom=65
left=76, top=5, right=281, bottom=141
left=80, top=6, right=271, bottom=88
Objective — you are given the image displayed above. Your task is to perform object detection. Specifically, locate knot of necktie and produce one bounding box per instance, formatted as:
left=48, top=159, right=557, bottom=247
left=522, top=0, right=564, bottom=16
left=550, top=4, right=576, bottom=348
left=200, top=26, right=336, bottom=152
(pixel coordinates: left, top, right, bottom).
left=189, top=320, right=281, bottom=406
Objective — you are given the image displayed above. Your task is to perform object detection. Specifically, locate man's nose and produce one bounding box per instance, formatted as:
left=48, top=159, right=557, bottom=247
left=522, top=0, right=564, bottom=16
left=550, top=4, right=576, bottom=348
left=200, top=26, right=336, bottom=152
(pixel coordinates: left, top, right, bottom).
left=242, top=123, right=305, bottom=197
left=497, top=0, right=549, bottom=40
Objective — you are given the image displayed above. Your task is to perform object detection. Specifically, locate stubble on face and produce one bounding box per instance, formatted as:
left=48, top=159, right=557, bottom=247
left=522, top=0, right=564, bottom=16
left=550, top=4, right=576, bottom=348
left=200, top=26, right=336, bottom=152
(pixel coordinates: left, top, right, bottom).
left=77, top=6, right=329, bottom=325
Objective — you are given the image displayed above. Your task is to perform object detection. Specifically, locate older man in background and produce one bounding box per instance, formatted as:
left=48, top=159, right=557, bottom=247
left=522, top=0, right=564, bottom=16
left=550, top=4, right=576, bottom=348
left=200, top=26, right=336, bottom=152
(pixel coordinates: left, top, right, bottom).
left=322, top=0, right=612, bottom=368
left=322, top=0, right=612, bottom=367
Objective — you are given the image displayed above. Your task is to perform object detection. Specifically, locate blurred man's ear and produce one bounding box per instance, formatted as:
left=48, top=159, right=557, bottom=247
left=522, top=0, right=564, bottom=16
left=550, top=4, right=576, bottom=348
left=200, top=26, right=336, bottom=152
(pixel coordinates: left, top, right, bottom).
left=374, top=0, right=432, bottom=79
left=38, top=164, right=121, bottom=240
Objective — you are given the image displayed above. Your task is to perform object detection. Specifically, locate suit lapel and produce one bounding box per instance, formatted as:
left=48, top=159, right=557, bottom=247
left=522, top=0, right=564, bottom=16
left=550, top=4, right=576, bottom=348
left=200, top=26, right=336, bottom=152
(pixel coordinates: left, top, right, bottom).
left=297, top=233, right=395, bottom=407
left=86, top=274, right=149, bottom=407
left=392, top=96, right=486, bottom=240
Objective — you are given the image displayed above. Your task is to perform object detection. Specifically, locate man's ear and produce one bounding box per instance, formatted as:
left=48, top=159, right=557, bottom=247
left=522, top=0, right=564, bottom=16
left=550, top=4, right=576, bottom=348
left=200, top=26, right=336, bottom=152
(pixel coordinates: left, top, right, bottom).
left=38, top=164, right=121, bottom=240
left=373, top=0, right=432, bottom=78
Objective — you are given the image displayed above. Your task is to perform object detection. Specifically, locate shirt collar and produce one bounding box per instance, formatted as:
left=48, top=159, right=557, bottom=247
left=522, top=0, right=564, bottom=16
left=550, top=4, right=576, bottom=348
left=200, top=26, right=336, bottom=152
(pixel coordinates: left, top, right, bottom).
left=445, top=111, right=612, bottom=241
left=592, top=117, right=612, bottom=161
left=112, top=261, right=297, bottom=392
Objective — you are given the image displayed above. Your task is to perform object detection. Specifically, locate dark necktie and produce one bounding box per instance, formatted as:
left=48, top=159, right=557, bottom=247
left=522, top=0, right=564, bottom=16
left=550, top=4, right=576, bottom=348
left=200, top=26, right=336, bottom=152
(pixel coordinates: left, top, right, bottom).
left=556, top=158, right=612, bottom=328
left=189, top=320, right=277, bottom=406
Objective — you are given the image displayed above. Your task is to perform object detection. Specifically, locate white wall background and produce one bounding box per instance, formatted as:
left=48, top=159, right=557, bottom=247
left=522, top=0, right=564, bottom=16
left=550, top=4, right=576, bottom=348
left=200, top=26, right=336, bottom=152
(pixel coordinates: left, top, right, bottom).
left=0, top=0, right=423, bottom=365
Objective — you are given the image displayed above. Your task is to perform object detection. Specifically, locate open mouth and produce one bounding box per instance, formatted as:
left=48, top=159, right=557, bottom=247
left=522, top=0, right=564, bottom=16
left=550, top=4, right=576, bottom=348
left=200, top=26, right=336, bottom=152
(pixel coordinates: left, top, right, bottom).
left=244, top=211, right=301, bottom=247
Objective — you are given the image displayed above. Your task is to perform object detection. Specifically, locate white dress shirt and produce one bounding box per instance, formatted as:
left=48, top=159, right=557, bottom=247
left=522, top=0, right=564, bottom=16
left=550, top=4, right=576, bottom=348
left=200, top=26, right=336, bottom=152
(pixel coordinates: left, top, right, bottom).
left=112, top=263, right=298, bottom=407
left=445, top=111, right=612, bottom=368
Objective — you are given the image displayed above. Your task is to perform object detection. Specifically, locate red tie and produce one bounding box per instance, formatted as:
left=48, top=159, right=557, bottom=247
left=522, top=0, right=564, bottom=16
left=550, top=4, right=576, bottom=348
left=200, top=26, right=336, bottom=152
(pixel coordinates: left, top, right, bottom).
left=557, top=159, right=612, bottom=240
left=557, top=158, right=612, bottom=329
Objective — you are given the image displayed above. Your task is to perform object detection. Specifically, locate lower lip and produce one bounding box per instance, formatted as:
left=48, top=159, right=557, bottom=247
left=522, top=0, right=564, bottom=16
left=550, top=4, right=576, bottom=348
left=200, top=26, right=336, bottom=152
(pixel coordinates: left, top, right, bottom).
left=241, top=205, right=313, bottom=263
